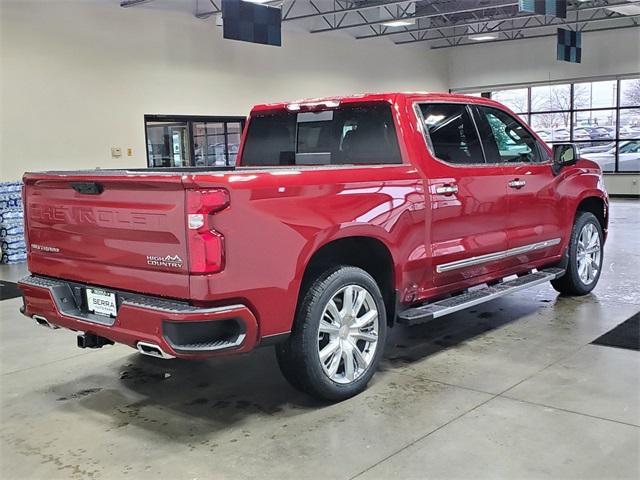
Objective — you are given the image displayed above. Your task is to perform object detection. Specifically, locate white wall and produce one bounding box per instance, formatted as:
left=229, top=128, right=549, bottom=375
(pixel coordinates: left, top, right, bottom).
left=2, top=1, right=638, bottom=195
left=604, top=175, right=640, bottom=197
left=448, top=27, right=640, bottom=91
left=0, top=0, right=448, bottom=181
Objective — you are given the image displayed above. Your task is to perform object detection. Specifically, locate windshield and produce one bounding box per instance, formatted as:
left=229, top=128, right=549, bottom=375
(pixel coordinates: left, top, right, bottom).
left=240, top=103, right=402, bottom=166
left=620, top=141, right=640, bottom=153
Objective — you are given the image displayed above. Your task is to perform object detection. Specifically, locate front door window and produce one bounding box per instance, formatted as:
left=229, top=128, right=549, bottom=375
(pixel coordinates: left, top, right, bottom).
left=475, top=106, right=542, bottom=164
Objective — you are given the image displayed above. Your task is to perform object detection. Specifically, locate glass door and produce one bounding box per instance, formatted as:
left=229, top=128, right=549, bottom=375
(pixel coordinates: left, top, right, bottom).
left=146, top=121, right=191, bottom=167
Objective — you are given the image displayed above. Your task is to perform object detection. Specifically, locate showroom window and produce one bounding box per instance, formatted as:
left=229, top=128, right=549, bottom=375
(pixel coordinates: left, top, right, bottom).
left=462, top=77, right=640, bottom=173
left=145, top=115, right=245, bottom=168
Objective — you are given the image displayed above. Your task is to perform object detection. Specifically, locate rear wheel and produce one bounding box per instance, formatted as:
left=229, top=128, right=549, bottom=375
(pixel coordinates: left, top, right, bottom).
left=551, top=211, right=603, bottom=295
left=276, top=266, right=387, bottom=401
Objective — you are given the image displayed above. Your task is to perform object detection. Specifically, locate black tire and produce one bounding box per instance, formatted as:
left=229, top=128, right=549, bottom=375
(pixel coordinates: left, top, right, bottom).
left=276, top=266, right=387, bottom=401
left=551, top=211, right=603, bottom=296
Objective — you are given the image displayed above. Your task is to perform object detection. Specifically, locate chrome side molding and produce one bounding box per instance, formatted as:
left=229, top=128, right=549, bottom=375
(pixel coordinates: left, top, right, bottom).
left=436, top=238, right=562, bottom=273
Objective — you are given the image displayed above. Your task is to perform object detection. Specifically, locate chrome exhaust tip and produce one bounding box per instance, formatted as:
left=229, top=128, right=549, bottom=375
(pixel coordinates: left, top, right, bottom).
left=33, top=315, right=59, bottom=329
left=136, top=341, right=175, bottom=360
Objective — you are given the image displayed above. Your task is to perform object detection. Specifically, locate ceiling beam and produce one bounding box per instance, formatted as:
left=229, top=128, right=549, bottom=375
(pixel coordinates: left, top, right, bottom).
left=310, top=0, right=520, bottom=33
left=357, top=1, right=630, bottom=40
left=195, top=0, right=220, bottom=20
left=282, top=0, right=410, bottom=22
left=358, top=8, right=531, bottom=39
left=429, top=22, right=639, bottom=49
left=195, top=0, right=284, bottom=19
left=396, top=12, right=629, bottom=45
left=120, top=0, right=154, bottom=7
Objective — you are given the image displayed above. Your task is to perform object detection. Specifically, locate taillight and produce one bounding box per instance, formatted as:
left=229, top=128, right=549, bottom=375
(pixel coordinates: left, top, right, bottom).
left=186, top=189, right=229, bottom=274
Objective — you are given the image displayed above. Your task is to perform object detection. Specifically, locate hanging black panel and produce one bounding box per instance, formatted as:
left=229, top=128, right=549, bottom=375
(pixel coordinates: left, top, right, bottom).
left=519, top=0, right=567, bottom=19
left=222, top=0, right=282, bottom=47
left=557, top=28, right=582, bottom=63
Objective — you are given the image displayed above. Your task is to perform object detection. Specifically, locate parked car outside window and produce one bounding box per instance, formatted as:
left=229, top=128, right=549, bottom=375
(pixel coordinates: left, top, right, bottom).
left=582, top=140, right=640, bottom=172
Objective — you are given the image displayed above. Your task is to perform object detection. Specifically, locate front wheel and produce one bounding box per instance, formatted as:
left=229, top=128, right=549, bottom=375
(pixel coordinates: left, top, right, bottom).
left=276, top=266, right=387, bottom=401
left=551, top=211, right=603, bottom=295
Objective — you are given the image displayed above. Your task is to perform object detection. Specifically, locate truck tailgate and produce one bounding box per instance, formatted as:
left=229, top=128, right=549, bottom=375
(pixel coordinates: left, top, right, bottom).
left=23, top=173, right=190, bottom=298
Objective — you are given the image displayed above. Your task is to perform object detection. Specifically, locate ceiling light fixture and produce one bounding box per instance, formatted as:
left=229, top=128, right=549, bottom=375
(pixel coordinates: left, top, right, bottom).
left=381, top=19, right=415, bottom=27
left=468, top=34, right=499, bottom=41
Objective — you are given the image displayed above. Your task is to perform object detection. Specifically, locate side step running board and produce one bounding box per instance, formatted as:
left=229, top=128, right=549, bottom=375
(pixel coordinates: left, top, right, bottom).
left=398, top=268, right=565, bottom=326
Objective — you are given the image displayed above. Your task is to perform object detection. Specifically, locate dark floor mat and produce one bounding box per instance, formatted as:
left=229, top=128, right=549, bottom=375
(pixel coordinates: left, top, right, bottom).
left=592, top=312, right=640, bottom=351
left=0, top=280, right=23, bottom=301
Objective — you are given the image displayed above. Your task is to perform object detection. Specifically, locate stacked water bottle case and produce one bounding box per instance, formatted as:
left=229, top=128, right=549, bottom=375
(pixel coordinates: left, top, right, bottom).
left=0, top=182, right=27, bottom=264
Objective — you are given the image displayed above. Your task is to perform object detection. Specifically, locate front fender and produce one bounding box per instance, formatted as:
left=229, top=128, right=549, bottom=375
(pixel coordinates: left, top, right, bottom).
left=557, top=162, right=609, bottom=240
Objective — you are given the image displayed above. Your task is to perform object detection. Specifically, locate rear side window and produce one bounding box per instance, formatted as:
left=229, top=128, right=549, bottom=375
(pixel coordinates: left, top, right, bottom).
left=241, top=103, right=401, bottom=166
left=240, top=112, right=296, bottom=166
left=418, top=103, right=484, bottom=165
left=475, top=106, right=541, bottom=163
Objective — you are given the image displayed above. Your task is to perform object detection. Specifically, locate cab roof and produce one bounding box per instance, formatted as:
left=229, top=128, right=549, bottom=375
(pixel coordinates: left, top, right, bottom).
left=250, top=92, right=507, bottom=113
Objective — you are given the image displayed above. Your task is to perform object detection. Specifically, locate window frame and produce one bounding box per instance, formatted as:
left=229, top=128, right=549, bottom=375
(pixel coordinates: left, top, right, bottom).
left=472, top=104, right=549, bottom=166
left=413, top=101, right=490, bottom=168
left=456, top=76, right=640, bottom=174
left=144, top=114, right=246, bottom=168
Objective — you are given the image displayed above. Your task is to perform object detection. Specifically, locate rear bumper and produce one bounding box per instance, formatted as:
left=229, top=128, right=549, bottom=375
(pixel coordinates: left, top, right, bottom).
left=18, top=275, right=259, bottom=359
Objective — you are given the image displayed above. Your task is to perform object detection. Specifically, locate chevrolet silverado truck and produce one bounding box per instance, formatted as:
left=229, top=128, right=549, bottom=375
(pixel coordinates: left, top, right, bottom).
left=19, top=93, right=608, bottom=401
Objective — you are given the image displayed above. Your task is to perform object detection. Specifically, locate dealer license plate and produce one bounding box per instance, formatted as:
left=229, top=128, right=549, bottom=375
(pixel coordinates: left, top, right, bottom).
left=86, top=288, right=117, bottom=317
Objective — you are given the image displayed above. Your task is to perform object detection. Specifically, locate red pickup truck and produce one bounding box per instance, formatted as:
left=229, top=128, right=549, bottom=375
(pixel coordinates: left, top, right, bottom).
left=19, top=93, right=608, bottom=401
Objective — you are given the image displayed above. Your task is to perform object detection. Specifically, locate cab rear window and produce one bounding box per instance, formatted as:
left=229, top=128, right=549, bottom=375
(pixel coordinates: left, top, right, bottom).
left=241, top=103, right=402, bottom=166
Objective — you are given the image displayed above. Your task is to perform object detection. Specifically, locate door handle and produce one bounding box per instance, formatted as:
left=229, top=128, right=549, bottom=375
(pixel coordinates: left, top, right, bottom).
left=435, top=184, right=458, bottom=196
left=508, top=179, right=526, bottom=189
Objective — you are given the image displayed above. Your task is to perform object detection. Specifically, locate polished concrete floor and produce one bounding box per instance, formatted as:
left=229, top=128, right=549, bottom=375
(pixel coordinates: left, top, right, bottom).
left=1, top=199, right=638, bottom=479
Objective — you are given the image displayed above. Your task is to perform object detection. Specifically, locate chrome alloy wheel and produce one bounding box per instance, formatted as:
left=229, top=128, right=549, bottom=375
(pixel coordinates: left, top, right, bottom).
left=576, top=222, right=601, bottom=285
left=317, top=285, right=379, bottom=384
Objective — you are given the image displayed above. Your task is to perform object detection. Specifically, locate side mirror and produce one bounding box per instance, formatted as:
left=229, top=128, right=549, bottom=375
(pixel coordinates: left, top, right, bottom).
left=552, top=143, right=579, bottom=175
